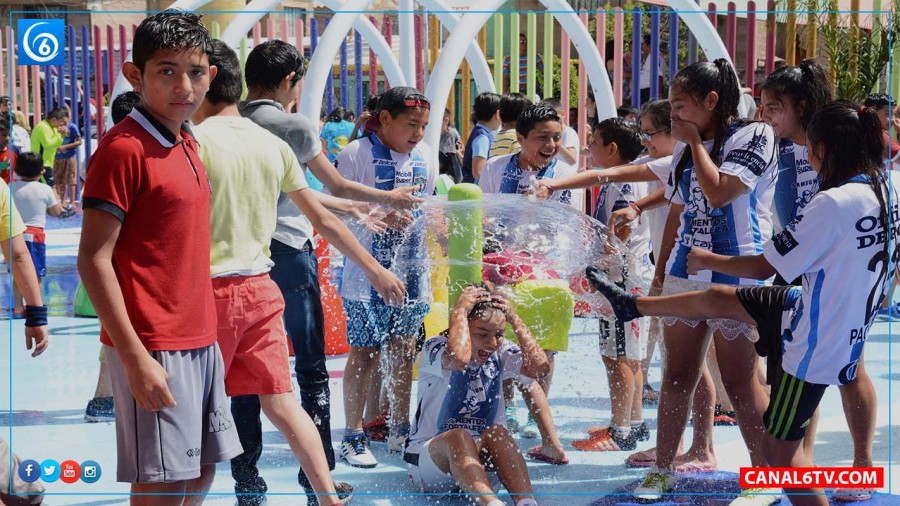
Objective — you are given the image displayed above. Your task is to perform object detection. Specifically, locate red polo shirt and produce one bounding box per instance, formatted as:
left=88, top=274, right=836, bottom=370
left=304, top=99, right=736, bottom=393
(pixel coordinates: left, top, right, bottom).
left=82, top=108, right=217, bottom=351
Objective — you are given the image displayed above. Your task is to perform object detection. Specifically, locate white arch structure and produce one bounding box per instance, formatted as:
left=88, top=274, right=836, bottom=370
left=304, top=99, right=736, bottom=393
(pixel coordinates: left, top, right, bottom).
left=111, top=0, right=743, bottom=142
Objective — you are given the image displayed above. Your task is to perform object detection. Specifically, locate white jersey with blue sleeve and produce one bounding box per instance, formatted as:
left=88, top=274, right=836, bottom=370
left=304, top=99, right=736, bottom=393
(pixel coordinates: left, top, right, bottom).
left=763, top=171, right=900, bottom=385
left=773, top=140, right=819, bottom=232
left=479, top=153, right=573, bottom=204
left=406, top=335, right=532, bottom=456
left=333, top=135, right=436, bottom=302
left=665, top=122, right=777, bottom=285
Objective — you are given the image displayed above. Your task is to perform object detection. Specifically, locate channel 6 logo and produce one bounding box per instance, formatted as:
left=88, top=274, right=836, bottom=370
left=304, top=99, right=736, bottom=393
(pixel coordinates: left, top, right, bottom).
left=17, top=19, right=65, bottom=65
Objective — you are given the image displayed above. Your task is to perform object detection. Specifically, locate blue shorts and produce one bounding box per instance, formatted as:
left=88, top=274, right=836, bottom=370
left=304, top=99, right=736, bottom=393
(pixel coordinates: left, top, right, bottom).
left=343, top=299, right=430, bottom=348
left=23, top=227, right=46, bottom=278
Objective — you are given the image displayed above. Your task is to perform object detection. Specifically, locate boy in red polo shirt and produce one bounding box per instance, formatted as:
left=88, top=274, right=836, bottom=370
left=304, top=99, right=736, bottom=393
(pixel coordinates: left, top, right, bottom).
left=78, top=11, right=242, bottom=502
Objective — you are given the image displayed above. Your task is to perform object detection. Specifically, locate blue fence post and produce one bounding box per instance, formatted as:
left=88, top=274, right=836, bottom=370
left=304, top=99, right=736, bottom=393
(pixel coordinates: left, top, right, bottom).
left=650, top=8, right=660, bottom=100
left=668, top=11, right=679, bottom=86
left=631, top=6, right=642, bottom=109
left=354, top=29, right=363, bottom=116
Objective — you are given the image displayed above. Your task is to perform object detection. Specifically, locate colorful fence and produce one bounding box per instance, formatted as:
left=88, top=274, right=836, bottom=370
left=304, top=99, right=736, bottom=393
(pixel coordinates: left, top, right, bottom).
left=3, top=5, right=899, bottom=176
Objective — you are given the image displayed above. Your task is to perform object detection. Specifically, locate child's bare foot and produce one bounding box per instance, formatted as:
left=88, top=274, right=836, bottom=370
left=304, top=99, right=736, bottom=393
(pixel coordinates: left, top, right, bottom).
left=673, top=448, right=717, bottom=472
left=540, top=441, right=566, bottom=462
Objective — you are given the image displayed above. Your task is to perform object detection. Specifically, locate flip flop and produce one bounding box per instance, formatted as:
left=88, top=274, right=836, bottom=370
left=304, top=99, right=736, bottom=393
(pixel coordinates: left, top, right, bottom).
left=625, top=449, right=657, bottom=468
left=526, top=446, right=569, bottom=465
left=833, top=488, right=874, bottom=502
left=674, top=461, right=718, bottom=473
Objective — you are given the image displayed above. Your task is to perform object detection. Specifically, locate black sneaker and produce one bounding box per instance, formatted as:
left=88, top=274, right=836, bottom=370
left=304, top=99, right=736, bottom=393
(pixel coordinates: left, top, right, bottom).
left=305, top=481, right=353, bottom=505
left=632, top=421, right=651, bottom=442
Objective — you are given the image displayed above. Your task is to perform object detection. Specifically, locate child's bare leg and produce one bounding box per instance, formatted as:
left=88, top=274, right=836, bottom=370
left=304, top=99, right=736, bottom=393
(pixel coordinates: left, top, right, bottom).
left=131, top=481, right=186, bottom=506
left=655, top=320, right=714, bottom=470
left=93, top=355, right=113, bottom=398
left=536, top=352, right=554, bottom=394
left=629, top=358, right=644, bottom=422
left=640, top=318, right=661, bottom=399
left=181, top=463, right=217, bottom=506
left=714, top=331, right=769, bottom=467
left=362, top=362, right=384, bottom=425
left=260, top=393, right=339, bottom=505
left=673, top=361, right=717, bottom=468
left=763, top=434, right=826, bottom=506
left=708, top=342, right=735, bottom=412
left=384, top=334, right=416, bottom=439
left=343, top=346, right=380, bottom=431
left=838, top=358, right=876, bottom=467
left=479, top=425, right=534, bottom=504
left=602, top=355, right=636, bottom=430
left=520, top=381, right=565, bottom=460
left=427, top=428, right=502, bottom=506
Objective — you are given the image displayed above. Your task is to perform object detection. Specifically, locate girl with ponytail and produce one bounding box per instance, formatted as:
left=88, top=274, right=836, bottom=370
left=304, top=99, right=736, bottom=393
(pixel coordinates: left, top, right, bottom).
left=588, top=100, right=898, bottom=506
left=629, top=58, right=779, bottom=502
left=761, top=62, right=878, bottom=501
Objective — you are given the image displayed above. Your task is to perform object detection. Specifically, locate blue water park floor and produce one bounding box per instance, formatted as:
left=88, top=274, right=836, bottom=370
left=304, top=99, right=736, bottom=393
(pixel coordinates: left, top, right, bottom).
left=0, top=213, right=897, bottom=505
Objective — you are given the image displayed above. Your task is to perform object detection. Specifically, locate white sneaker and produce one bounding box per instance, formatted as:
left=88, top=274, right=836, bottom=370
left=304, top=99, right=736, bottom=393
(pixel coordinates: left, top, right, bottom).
left=340, top=435, right=377, bottom=468
left=729, top=488, right=781, bottom=505
left=633, top=467, right=677, bottom=502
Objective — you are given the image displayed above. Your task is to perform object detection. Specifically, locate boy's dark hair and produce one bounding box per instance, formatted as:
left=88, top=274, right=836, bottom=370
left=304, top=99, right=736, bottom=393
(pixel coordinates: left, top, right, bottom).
left=499, top=93, right=532, bottom=124
left=540, top=98, right=563, bottom=112
left=640, top=99, right=672, bottom=133
left=111, top=91, right=142, bottom=125
left=133, top=11, right=212, bottom=73
left=616, top=104, right=638, bottom=118
left=0, top=112, right=10, bottom=134
left=14, top=152, right=43, bottom=179
left=328, top=107, right=347, bottom=123
left=467, top=283, right=504, bottom=321
left=761, top=58, right=833, bottom=131
left=516, top=104, right=560, bottom=137
left=343, top=109, right=355, bottom=122
left=472, top=92, right=501, bottom=122
left=593, top=117, right=644, bottom=162
left=205, top=39, right=243, bottom=105
left=365, top=93, right=382, bottom=113
left=864, top=93, right=895, bottom=110
left=46, top=107, right=68, bottom=121
left=245, top=40, right=306, bottom=92
left=377, top=86, right=430, bottom=119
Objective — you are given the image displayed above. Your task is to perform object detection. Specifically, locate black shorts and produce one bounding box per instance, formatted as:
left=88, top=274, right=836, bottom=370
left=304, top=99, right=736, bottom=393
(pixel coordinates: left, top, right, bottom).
left=736, top=285, right=794, bottom=385
left=736, top=285, right=828, bottom=441
left=763, top=369, right=828, bottom=441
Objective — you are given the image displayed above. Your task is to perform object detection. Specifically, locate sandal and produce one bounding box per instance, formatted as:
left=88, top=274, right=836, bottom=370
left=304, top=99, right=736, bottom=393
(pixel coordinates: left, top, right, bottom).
left=642, top=384, right=660, bottom=406
left=833, top=488, right=874, bottom=502
left=625, top=449, right=657, bottom=468
left=526, top=445, right=569, bottom=465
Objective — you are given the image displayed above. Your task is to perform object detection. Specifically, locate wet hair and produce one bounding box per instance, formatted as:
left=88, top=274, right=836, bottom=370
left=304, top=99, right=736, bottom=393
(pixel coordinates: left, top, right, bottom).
left=473, top=92, right=501, bottom=122
left=245, top=40, right=306, bottom=91
left=327, top=107, right=348, bottom=123
left=365, top=93, right=382, bottom=113
left=593, top=117, right=644, bottom=162
left=205, top=40, right=243, bottom=105
left=669, top=59, right=742, bottom=190
left=516, top=104, right=560, bottom=137
left=640, top=99, right=672, bottom=133
left=616, top=104, right=638, bottom=118
left=499, top=93, right=532, bottom=124
left=466, top=284, right=505, bottom=322
left=807, top=100, right=892, bottom=292
left=132, top=11, right=212, bottom=73
left=864, top=93, right=895, bottom=110
left=111, top=91, right=141, bottom=124
left=14, top=152, right=43, bottom=179
left=760, top=58, right=833, bottom=131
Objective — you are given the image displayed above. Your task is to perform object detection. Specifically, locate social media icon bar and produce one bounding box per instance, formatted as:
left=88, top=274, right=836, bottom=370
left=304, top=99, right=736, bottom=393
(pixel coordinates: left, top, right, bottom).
left=80, top=460, right=101, bottom=483
left=59, top=460, right=80, bottom=484
left=40, top=459, right=60, bottom=482
left=18, top=460, right=40, bottom=483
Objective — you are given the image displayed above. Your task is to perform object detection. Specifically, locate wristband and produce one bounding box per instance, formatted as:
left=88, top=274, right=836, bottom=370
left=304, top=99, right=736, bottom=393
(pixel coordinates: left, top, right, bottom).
left=24, top=305, right=48, bottom=327
left=629, top=202, right=643, bottom=215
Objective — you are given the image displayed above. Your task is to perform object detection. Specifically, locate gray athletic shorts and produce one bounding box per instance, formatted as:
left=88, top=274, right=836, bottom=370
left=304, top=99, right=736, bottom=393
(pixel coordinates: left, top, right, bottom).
left=105, top=343, right=244, bottom=483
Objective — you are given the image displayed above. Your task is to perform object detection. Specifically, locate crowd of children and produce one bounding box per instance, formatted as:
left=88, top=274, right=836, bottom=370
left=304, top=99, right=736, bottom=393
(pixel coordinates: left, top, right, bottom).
left=1, top=10, right=897, bottom=506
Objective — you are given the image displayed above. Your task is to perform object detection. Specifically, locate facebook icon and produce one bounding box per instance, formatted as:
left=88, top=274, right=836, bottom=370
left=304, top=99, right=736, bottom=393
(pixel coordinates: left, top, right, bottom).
left=18, top=459, right=40, bottom=483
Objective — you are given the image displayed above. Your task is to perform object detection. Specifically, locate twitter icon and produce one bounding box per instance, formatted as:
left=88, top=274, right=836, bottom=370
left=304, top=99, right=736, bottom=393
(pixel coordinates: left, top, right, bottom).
left=40, top=459, right=60, bottom=482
